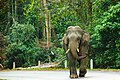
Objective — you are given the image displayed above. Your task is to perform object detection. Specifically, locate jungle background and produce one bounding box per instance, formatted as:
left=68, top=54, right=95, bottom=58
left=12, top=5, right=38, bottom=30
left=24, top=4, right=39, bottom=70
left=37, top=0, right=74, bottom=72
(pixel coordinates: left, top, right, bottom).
left=0, top=0, right=120, bottom=69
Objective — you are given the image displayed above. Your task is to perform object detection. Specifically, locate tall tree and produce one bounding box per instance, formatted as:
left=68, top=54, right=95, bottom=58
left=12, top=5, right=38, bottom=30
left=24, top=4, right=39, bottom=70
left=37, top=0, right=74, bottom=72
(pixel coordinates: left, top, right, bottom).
left=43, top=0, right=51, bottom=48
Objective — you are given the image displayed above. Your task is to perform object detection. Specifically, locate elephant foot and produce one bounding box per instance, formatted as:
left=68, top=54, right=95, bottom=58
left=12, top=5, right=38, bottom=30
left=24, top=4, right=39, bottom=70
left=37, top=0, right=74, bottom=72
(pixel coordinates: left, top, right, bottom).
left=70, top=74, right=78, bottom=79
left=79, top=70, right=87, bottom=77
left=79, top=74, right=85, bottom=77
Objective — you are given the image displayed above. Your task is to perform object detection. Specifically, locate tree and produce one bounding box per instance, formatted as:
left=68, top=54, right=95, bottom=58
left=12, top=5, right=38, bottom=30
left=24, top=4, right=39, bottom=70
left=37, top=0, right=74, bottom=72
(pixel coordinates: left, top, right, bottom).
left=0, top=0, right=119, bottom=69
left=43, top=0, right=51, bottom=48
left=0, top=32, right=6, bottom=65
left=91, top=2, right=120, bottom=68
left=5, top=22, right=38, bottom=68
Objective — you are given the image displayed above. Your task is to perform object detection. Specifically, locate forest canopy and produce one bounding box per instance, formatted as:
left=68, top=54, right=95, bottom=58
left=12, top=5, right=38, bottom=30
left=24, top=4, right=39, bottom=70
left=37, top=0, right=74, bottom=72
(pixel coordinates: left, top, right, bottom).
left=0, top=0, right=120, bottom=69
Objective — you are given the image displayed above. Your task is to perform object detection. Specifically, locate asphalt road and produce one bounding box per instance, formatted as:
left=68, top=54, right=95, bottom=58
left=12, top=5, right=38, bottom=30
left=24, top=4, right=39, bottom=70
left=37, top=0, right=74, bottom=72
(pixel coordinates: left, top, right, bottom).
left=0, top=70, right=120, bottom=80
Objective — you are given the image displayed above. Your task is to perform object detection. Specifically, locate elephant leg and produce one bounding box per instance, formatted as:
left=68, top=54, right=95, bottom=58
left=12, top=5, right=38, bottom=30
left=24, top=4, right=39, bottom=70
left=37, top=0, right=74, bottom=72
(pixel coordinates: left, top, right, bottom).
left=69, top=61, right=78, bottom=78
left=79, top=42, right=88, bottom=77
left=67, top=53, right=78, bottom=78
left=79, top=58, right=87, bottom=77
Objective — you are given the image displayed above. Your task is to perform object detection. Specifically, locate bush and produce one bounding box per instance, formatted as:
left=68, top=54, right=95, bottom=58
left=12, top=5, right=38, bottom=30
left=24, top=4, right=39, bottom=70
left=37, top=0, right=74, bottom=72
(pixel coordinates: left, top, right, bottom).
left=90, top=2, right=120, bottom=68
left=5, top=22, right=40, bottom=68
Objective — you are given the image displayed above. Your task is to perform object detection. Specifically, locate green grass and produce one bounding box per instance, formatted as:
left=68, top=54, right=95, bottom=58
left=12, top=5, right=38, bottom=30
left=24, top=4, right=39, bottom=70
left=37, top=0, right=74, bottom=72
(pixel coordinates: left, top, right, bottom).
left=23, top=67, right=68, bottom=71
left=88, top=69, right=120, bottom=72
left=2, top=68, right=120, bottom=72
left=15, top=68, right=120, bottom=72
left=14, top=67, right=69, bottom=71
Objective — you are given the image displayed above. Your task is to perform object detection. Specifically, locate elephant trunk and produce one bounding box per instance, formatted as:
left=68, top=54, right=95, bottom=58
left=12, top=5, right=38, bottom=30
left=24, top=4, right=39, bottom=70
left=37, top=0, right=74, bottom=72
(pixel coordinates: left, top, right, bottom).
left=69, top=42, right=86, bottom=60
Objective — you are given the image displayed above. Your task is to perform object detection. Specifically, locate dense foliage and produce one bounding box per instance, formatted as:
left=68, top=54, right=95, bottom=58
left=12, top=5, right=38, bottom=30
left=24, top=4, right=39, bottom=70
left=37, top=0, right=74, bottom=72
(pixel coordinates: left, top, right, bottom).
left=90, top=2, right=120, bottom=68
left=0, top=0, right=120, bottom=69
left=5, top=22, right=37, bottom=68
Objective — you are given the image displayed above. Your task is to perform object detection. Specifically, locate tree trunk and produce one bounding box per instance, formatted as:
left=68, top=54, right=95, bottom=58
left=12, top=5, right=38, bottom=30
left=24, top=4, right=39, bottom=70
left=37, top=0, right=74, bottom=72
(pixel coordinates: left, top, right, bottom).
left=48, top=11, right=51, bottom=48
left=43, top=0, right=51, bottom=48
left=88, top=0, right=92, bottom=26
left=15, top=0, right=18, bottom=21
left=12, top=0, right=15, bottom=22
left=52, top=28, right=59, bottom=46
left=6, top=0, right=10, bottom=34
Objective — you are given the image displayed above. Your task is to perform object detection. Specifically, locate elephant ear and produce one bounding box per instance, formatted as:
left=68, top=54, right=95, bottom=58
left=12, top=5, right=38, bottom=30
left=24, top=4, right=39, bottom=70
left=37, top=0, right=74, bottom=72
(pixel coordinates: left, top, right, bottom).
left=82, top=33, right=90, bottom=45
left=62, top=34, right=68, bottom=45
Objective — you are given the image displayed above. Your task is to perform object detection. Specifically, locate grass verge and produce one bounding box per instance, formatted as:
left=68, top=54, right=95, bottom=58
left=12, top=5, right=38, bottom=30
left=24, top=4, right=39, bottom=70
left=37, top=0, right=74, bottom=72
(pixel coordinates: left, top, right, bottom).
left=88, top=69, right=120, bottom=72
left=1, top=68, right=120, bottom=72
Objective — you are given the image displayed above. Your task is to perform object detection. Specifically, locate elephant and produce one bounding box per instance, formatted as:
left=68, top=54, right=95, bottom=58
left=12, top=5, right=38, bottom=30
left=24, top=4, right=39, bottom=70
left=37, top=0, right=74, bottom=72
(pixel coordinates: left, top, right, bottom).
left=62, top=26, right=90, bottom=78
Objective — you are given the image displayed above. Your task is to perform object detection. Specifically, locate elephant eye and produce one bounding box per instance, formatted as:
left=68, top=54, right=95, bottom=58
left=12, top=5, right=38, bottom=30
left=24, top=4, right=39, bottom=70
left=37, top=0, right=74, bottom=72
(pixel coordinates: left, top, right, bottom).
left=77, top=37, right=81, bottom=41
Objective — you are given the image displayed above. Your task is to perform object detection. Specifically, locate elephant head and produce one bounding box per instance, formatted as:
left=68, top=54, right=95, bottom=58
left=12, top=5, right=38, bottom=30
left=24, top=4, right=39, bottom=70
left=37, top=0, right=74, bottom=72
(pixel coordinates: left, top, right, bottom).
left=62, top=26, right=90, bottom=60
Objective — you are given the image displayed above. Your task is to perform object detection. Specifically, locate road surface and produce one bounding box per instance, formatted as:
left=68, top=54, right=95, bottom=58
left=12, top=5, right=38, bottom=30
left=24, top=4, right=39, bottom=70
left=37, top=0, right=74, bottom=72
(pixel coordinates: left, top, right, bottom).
left=0, top=70, right=120, bottom=80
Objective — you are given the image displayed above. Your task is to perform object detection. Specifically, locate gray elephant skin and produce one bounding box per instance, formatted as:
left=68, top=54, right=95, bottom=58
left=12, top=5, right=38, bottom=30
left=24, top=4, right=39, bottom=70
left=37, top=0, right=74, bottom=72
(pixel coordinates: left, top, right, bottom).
left=62, top=26, right=90, bottom=79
